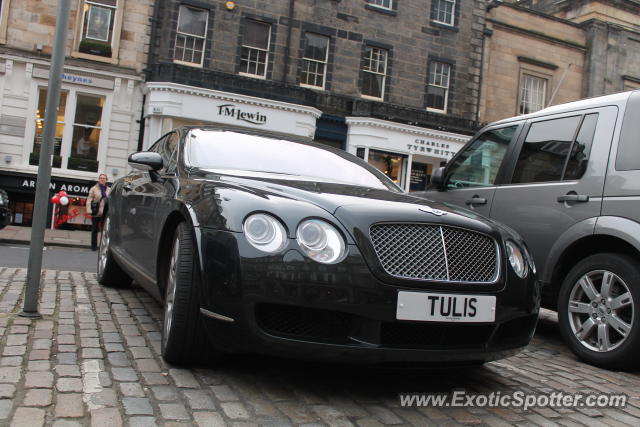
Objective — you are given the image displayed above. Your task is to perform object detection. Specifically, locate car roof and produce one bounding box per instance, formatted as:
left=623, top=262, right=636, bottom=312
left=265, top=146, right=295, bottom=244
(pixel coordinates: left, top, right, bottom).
left=491, top=90, right=636, bottom=126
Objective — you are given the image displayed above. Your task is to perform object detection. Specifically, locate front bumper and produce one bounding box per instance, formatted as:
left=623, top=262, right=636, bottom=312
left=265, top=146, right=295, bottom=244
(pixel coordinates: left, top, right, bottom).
left=195, top=228, right=540, bottom=365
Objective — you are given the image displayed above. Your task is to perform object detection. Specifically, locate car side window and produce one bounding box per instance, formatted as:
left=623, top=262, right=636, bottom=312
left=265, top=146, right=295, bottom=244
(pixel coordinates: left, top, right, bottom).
left=446, top=126, right=517, bottom=189
left=511, top=114, right=599, bottom=184
left=616, top=91, right=640, bottom=171
left=163, top=133, right=180, bottom=173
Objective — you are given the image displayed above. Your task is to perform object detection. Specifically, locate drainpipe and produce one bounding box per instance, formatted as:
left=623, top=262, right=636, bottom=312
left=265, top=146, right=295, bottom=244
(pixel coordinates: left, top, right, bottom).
left=476, top=26, right=492, bottom=124
left=282, top=0, right=295, bottom=83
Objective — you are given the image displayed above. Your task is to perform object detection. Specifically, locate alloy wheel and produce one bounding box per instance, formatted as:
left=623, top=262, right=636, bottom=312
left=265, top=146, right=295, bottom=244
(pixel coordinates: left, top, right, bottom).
left=568, top=269, right=634, bottom=352
left=98, top=218, right=110, bottom=276
left=162, top=236, right=180, bottom=350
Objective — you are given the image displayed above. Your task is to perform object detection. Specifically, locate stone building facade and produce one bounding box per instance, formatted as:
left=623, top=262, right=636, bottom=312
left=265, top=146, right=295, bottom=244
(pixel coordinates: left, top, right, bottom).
left=517, top=0, right=640, bottom=96
left=481, top=1, right=587, bottom=123
left=0, top=0, right=152, bottom=229
left=144, top=0, right=488, bottom=191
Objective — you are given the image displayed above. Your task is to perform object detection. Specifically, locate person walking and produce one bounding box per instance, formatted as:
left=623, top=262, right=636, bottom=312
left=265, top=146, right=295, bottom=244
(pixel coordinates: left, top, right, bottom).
left=87, top=173, right=110, bottom=251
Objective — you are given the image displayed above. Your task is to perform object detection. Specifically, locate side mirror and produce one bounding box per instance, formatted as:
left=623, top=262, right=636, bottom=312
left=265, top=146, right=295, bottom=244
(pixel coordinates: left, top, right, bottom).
left=128, top=151, right=163, bottom=171
left=430, top=166, right=446, bottom=190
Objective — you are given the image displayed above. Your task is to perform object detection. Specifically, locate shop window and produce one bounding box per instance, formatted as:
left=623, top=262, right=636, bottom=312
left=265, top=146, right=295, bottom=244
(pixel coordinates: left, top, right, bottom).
left=174, top=5, right=208, bottom=66
left=30, top=88, right=105, bottom=173
left=431, top=0, right=455, bottom=26
left=30, top=88, right=67, bottom=169
left=240, top=20, right=271, bottom=78
left=368, top=149, right=407, bottom=187
left=53, top=196, right=91, bottom=230
left=361, top=46, right=388, bottom=100
left=0, top=0, right=11, bottom=44
left=300, top=33, right=329, bottom=89
left=69, top=95, right=104, bottom=172
left=73, top=0, right=123, bottom=62
left=519, top=74, right=547, bottom=115
left=10, top=201, right=33, bottom=226
left=426, top=61, right=450, bottom=113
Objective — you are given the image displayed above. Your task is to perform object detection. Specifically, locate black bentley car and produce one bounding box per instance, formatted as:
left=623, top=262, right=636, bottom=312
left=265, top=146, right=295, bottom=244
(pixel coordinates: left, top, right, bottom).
left=99, top=127, right=540, bottom=365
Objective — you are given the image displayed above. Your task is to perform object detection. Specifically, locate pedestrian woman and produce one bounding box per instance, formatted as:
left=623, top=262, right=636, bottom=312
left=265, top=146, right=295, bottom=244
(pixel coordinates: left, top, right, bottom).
left=87, top=173, right=110, bottom=251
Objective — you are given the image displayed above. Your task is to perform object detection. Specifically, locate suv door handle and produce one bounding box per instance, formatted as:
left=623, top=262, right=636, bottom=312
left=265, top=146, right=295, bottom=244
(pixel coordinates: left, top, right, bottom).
left=557, top=194, right=589, bottom=203
left=465, top=197, right=487, bottom=206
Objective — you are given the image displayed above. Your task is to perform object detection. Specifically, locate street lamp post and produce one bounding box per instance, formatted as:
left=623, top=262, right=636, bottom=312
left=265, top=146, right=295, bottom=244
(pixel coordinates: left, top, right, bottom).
left=20, top=0, right=73, bottom=318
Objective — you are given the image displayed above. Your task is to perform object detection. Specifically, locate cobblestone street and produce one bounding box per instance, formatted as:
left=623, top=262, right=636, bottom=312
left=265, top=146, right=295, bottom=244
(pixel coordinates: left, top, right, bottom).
left=0, top=267, right=639, bottom=426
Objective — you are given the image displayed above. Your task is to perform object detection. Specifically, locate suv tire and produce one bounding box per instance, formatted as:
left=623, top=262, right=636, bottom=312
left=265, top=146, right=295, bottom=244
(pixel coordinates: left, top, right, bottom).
left=558, top=253, right=640, bottom=370
left=97, top=216, right=132, bottom=288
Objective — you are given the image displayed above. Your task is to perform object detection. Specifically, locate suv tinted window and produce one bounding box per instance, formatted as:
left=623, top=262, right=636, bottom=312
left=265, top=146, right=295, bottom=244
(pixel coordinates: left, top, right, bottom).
left=446, top=126, right=517, bottom=189
left=616, top=91, right=640, bottom=171
left=511, top=116, right=581, bottom=184
left=564, top=113, right=598, bottom=180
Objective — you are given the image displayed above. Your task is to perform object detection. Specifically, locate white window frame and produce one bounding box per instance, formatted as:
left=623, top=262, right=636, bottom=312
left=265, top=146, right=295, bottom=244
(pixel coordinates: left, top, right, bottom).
left=173, top=5, right=209, bottom=67
left=518, top=73, right=547, bottom=115
left=368, top=0, right=393, bottom=11
left=427, top=61, right=451, bottom=113
left=239, top=20, right=271, bottom=79
left=432, top=0, right=456, bottom=26
left=300, top=33, right=330, bottom=90
left=23, top=83, right=112, bottom=177
left=361, top=46, right=388, bottom=100
left=72, top=0, right=124, bottom=64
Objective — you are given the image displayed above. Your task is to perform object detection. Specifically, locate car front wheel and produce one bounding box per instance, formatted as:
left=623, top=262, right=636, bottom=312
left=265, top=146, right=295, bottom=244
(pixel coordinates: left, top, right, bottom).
left=558, top=253, right=640, bottom=370
left=161, top=222, right=212, bottom=365
left=97, top=216, right=132, bottom=288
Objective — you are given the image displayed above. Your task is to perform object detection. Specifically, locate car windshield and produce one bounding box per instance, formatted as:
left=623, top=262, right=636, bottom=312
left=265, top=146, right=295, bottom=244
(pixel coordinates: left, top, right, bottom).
left=184, top=129, right=401, bottom=191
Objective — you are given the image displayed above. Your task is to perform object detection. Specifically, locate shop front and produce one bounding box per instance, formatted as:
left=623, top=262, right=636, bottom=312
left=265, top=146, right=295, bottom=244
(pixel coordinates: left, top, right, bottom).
left=345, top=117, right=470, bottom=192
left=0, top=172, right=94, bottom=231
left=142, top=82, right=322, bottom=148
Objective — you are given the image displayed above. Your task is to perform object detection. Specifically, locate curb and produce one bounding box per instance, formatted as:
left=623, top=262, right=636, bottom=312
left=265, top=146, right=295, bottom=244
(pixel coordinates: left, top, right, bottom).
left=0, top=238, right=92, bottom=250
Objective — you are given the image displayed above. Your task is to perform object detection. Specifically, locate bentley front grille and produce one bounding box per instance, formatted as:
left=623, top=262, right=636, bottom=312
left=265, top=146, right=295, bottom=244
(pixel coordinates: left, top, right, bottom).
left=369, top=223, right=499, bottom=283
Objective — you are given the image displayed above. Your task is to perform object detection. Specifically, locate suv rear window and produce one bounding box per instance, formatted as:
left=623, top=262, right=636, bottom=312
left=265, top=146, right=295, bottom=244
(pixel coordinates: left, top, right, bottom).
left=616, top=91, right=640, bottom=171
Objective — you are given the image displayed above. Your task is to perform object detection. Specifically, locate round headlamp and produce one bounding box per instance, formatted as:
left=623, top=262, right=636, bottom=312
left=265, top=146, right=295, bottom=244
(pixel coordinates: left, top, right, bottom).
left=243, top=213, right=288, bottom=253
left=506, top=240, right=527, bottom=278
left=296, top=219, right=346, bottom=264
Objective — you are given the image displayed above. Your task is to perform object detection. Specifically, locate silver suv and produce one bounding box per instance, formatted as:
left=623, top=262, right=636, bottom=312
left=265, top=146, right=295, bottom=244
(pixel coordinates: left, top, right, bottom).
left=415, top=90, right=640, bottom=370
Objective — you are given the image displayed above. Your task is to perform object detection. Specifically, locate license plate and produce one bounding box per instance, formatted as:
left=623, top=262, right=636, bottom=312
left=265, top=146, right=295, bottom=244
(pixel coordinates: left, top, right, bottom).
left=396, top=291, right=496, bottom=323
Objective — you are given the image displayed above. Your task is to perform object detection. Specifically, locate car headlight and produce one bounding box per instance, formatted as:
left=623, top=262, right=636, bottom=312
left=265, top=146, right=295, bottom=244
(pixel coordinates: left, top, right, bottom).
left=522, top=244, right=536, bottom=275
left=505, top=240, right=527, bottom=278
left=243, top=213, right=288, bottom=253
left=296, top=219, right=346, bottom=264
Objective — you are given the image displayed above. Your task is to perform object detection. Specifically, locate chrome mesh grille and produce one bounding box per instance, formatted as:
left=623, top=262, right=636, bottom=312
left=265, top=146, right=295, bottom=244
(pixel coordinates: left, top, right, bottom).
left=369, top=223, right=498, bottom=283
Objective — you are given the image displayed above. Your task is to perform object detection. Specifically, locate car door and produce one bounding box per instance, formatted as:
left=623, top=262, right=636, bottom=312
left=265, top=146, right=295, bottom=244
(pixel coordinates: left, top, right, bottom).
left=422, top=124, right=522, bottom=217
left=490, top=106, right=618, bottom=277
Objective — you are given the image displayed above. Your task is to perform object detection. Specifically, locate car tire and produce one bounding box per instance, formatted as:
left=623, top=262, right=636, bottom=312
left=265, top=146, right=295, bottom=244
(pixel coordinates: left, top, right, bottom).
left=97, top=216, right=132, bottom=288
left=161, top=222, right=214, bottom=365
left=558, top=253, right=640, bottom=370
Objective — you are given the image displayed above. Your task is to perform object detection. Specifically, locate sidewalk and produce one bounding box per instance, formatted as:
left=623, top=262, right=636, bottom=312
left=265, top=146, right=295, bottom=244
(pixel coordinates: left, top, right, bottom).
left=0, top=225, right=91, bottom=249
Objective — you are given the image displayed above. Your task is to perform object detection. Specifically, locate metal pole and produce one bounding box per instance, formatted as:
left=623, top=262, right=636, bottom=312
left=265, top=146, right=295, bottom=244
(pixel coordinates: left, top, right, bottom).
left=20, top=0, right=72, bottom=318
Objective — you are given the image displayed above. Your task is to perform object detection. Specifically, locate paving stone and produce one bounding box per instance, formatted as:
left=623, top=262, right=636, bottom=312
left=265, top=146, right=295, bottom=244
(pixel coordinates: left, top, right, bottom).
left=129, top=417, right=159, bottom=427
left=7, top=334, right=28, bottom=345
left=25, top=371, right=53, bottom=388
left=12, top=407, right=45, bottom=426
left=29, top=349, right=51, bottom=360
left=104, top=343, right=125, bottom=352
left=55, top=393, right=84, bottom=418
left=111, top=367, right=138, bottom=382
left=89, top=389, right=118, bottom=407
left=56, top=378, right=83, bottom=392
left=81, top=338, right=100, bottom=347
left=57, top=335, right=76, bottom=345
left=107, top=352, right=131, bottom=367
left=152, top=385, right=179, bottom=401
left=0, top=400, right=12, bottom=419
left=0, top=356, right=22, bottom=366
left=119, top=382, right=146, bottom=397
left=0, top=384, right=16, bottom=398
left=24, top=389, right=53, bottom=407
left=221, top=402, right=251, bottom=420
left=123, top=398, right=154, bottom=415
left=81, top=348, right=104, bottom=359
left=27, top=361, right=50, bottom=371
left=159, top=403, right=190, bottom=420
left=55, top=365, right=81, bottom=377
left=102, top=333, right=122, bottom=343
left=0, top=366, right=21, bottom=383
left=169, top=369, right=199, bottom=388
left=130, top=347, right=153, bottom=359
left=32, top=339, right=52, bottom=349
left=125, top=336, right=147, bottom=346
left=141, top=372, right=169, bottom=385
left=58, top=345, right=77, bottom=353
left=193, top=412, right=226, bottom=427
left=57, top=353, right=78, bottom=365
left=183, top=389, right=216, bottom=410
left=52, top=421, right=83, bottom=427
left=3, top=346, right=26, bottom=356
left=90, top=407, right=123, bottom=427
left=211, top=385, right=240, bottom=402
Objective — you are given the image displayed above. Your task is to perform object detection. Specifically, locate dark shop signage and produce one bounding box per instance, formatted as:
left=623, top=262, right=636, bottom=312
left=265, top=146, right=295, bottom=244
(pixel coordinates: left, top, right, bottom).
left=0, top=174, right=91, bottom=196
left=217, top=103, right=268, bottom=125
